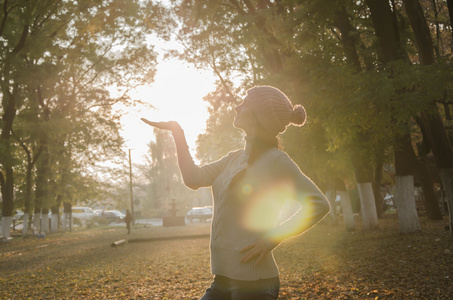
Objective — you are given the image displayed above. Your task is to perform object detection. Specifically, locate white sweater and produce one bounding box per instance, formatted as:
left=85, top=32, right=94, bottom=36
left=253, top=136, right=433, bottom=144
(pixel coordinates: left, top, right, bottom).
left=173, top=131, right=330, bottom=281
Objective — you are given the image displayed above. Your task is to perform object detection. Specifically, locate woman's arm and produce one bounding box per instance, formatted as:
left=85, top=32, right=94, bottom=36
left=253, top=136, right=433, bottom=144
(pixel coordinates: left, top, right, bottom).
left=170, top=124, right=204, bottom=189
left=141, top=119, right=230, bottom=190
left=263, top=153, right=330, bottom=245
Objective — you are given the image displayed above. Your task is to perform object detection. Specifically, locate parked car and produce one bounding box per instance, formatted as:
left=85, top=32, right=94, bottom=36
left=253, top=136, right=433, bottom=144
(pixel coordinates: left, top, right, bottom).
left=11, top=211, right=24, bottom=231
left=100, top=210, right=126, bottom=224
left=72, top=207, right=96, bottom=221
left=186, top=206, right=212, bottom=222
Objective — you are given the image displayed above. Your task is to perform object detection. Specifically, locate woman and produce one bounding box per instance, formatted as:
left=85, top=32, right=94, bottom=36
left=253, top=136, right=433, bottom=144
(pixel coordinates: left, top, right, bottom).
left=142, top=85, right=330, bottom=300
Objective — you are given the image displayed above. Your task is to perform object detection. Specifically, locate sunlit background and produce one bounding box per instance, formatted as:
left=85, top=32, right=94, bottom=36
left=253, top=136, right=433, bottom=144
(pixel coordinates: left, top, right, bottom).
left=2, top=0, right=452, bottom=247
left=120, top=39, right=217, bottom=163
left=122, top=59, right=216, bottom=163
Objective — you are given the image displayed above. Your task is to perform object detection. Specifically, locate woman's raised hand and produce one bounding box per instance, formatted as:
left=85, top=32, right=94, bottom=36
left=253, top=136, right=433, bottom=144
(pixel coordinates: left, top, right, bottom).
left=141, top=118, right=182, bottom=132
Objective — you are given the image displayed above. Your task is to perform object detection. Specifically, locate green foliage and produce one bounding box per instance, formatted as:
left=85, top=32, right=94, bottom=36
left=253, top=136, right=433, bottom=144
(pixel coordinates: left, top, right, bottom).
left=168, top=0, right=453, bottom=191
left=0, top=0, right=159, bottom=216
left=195, top=82, right=244, bottom=163
left=138, top=129, right=199, bottom=217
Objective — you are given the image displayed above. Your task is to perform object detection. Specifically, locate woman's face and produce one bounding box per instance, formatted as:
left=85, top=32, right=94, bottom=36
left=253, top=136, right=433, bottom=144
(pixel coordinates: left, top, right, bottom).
left=234, top=96, right=257, bottom=135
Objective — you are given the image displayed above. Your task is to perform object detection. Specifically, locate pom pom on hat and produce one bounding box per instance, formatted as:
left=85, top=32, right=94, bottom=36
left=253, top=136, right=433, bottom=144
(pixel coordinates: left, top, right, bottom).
left=246, top=85, right=306, bottom=136
left=291, top=105, right=306, bottom=126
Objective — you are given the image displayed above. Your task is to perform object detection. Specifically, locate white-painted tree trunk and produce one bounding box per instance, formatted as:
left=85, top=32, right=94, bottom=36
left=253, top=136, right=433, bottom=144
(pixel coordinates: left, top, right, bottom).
left=338, top=190, right=355, bottom=231
left=41, top=214, right=50, bottom=234
left=50, top=214, right=58, bottom=233
left=357, top=182, right=379, bottom=229
left=395, top=175, right=420, bottom=233
left=33, top=212, right=41, bottom=235
left=439, top=169, right=453, bottom=238
left=325, top=189, right=337, bottom=225
left=22, top=213, right=29, bottom=235
left=63, top=213, right=70, bottom=232
left=32, top=213, right=40, bottom=234
left=1, top=216, right=12, bottom=238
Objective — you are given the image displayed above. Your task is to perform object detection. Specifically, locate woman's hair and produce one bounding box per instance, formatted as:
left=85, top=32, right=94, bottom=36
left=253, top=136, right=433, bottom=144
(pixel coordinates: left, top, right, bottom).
left=230, top=119, right=281, bottom=189
left=247, top=119, right=281, bottom=165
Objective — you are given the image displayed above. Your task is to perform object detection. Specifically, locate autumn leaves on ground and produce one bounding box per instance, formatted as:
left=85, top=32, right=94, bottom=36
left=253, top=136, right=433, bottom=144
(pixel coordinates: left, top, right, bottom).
left=1, top=216, right=452, bottom=299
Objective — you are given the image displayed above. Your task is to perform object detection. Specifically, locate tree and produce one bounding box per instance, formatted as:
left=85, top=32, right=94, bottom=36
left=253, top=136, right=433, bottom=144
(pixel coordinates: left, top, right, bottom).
left=166, top=0, right=453, bottom=234
left=140, top=128, right=199, bottom=217
left=403, top=0, right=453, bottom=234
left=0, top=0, right=158, bottom=237
left=13, top=122, right=42, bottom=234
left=195, top=82, right=244, bottom=163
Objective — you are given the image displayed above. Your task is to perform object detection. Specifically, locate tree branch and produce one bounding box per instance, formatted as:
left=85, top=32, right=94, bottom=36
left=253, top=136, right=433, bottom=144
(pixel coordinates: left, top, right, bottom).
left=12, top=24, right=29, bottom=54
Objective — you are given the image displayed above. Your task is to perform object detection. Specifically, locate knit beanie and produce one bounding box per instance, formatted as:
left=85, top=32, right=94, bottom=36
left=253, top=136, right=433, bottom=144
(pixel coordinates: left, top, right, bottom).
left=246, top=85, right=306, bottom=136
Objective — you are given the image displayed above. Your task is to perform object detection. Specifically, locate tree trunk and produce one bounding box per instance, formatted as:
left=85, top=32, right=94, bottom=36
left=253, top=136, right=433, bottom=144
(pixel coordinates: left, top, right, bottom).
left=429, top=0, right=442, bottom=58
left=420, top=112, right=453, bottom=233
left=395, top=175, right=421, bottom=233
left=403, top=0, right=453, bottom=236
left=338, top=190, right=355, bottom=231
left=51, top=201, right=60, bottom=233
left=18, top=144, right=41, bottom=232
left=50, top=214, right=58, bottom=233
left=1, top=217, right=12, bottom=238
left=0, top=21, right=30, bottom=238
left=325, top=189, right=338, bottom=225
left=356, top=171, right=378, bottom=229
left=335, top=177, right=355, bottom=231
left=366, top=0, right=402, bottom=63
left=357, top=182, right=379, bottom=229
left=446, top=0, right=453, bottom=44
left=41, top=208, right=50, bottom=234
left=63, top=202, right=71, bottom=232
left=354, top=151, right=379, bottom=229
left=373, top=155, right=384, bottom=218
left=417, top=158, right=443, bottom=220
left=22, top=213, right=29, bottom=235
left=63, top=213, right=70, bottom=232
left=367, top=0, right=422, bottom=233
left=394, top=133, right=421, bottom=232
left=415, top=128, right=443, bottom=220
left=333, top=6, right=361, bottom=71
left=33, top=212, right=41, bottom=235
left=332, top=4, right=377, bottom=231
left=17, top=143, right=41, bottom=235
left=0, top=91, right=17, bottom=239
left=402, top=0, right=434, bottom=65
left=35, top=146, right=50, bottom=233
left=24, top=163, right=33, bottom=219
left=440, top=169, right=453, bottom=238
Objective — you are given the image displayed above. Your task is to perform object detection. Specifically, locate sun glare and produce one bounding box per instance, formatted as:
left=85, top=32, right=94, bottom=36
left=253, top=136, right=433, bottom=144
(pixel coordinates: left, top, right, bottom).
left=241, top=181, right=294, bottom=232
left=121, top=59, right=216, bottom=163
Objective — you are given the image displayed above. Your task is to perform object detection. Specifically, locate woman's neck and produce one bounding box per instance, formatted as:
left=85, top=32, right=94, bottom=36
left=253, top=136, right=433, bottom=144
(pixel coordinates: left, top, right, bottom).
left=244, top=135, right=279, bottom=165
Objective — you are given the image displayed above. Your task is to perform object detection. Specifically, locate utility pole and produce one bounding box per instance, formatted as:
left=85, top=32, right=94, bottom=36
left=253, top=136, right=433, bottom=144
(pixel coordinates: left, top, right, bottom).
left=129, top=149, right=134, bottom=224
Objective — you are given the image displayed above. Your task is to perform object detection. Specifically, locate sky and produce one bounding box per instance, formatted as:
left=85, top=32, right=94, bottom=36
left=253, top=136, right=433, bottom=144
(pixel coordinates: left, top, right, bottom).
left=120, top=56, right=217, bottom=164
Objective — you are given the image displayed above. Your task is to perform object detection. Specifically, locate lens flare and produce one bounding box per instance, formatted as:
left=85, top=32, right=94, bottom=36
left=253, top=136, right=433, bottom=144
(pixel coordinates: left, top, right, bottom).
left=240, top=181, right=295, bottom=232
left=241, top=184, right=253, bottom=195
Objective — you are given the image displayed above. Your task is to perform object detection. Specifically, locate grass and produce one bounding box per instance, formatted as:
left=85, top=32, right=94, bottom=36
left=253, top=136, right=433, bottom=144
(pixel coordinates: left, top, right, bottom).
left=1, top=215, right=452, bottom=299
